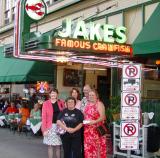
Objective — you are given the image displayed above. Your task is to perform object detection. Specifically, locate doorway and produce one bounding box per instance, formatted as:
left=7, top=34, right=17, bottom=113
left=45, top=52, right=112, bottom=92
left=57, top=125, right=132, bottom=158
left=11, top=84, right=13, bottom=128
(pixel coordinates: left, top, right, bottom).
left=97, top=69, right=111, bottom=106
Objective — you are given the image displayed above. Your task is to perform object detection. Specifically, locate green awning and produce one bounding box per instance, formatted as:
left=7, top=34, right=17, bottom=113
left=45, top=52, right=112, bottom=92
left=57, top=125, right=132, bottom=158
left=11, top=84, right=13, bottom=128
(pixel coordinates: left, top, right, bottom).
left=133, top=3, right=160, bottom=58
left=0, top=47, right=55, bottom=82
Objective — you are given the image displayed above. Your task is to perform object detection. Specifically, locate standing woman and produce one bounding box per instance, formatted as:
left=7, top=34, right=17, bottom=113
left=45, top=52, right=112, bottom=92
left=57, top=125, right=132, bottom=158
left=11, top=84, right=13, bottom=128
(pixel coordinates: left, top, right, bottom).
left=84, top=89, right=107, bottom=158
left=57, top=97, right=84, bottom=158
left=70, top=88, right=81, bottom=110
left=42, top=88, right=64, bottom=158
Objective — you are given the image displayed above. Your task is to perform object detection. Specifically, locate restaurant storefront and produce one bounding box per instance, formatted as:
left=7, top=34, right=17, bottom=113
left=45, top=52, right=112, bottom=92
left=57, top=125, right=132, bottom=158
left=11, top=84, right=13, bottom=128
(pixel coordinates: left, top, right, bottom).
left=0, top=0, right=159, bottom=156
left=11, top=0, right=135, bottom=104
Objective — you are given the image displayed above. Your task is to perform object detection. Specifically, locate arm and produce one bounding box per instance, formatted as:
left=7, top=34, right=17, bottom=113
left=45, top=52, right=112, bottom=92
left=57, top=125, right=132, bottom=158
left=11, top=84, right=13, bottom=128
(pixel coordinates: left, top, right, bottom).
left=41, top=103, right=47, bottom=134
left=30, top=110, right=34, bottom=118
left=57, top=120, right=68, bottom=131
left=68, top=123, right=83, bottom=133
left=57, top=120, right=83, bottom=133
left=68, top=110, right=84, bottom=133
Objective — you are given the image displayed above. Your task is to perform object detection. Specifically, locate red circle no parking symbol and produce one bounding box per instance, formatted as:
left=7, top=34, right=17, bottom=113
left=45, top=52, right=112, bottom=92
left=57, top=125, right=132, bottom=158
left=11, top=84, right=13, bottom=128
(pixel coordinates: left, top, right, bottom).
left=124, top=124, right=136, bottom=136
left=124, top=93, right=137, bottom=106
left=125, top=65, right=138, bottom=78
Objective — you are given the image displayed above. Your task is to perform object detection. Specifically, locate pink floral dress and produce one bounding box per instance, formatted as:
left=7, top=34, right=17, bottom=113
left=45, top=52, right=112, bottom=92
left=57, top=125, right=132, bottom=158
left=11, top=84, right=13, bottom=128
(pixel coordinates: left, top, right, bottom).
left=84, top=102, right=107, bottom=158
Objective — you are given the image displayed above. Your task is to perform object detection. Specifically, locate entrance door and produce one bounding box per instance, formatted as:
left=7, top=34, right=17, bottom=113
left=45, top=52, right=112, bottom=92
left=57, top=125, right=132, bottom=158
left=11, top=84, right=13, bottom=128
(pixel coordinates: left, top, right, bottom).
left=97, top=69, right=110, bottom=106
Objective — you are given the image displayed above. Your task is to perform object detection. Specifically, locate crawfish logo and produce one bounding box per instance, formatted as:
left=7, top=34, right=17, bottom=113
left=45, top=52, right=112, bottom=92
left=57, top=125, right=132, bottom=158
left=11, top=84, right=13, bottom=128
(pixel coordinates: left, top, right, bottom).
left=25, top=0, right=46, bottom=20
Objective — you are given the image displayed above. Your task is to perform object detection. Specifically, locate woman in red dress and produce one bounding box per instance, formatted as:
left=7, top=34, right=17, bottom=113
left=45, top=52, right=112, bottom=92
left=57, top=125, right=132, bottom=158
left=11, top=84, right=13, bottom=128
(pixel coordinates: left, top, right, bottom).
left=84, top=89, right=107, bottom=158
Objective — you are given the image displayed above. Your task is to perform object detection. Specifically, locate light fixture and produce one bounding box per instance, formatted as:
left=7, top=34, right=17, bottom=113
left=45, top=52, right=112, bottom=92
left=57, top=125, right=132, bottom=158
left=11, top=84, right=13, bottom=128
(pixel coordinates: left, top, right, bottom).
left=84, top=67, right=106, bottom=71
left=56, top=56, right=69, bottom=63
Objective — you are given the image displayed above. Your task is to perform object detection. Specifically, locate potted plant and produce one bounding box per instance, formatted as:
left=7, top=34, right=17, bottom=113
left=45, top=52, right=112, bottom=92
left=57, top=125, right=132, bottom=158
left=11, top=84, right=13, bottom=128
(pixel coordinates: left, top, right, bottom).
left=109, top=96, right=121, bottom=121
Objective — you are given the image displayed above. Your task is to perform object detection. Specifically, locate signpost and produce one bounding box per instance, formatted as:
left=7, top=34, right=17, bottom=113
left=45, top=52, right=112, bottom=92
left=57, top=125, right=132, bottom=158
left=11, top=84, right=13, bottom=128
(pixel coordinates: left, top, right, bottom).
left=120, top=63, right=142, bottom=158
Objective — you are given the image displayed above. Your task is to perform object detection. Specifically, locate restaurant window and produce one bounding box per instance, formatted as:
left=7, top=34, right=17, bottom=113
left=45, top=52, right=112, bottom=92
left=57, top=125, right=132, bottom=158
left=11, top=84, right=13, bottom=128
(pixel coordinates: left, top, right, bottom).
left=143, top=68, right=160, bottom=81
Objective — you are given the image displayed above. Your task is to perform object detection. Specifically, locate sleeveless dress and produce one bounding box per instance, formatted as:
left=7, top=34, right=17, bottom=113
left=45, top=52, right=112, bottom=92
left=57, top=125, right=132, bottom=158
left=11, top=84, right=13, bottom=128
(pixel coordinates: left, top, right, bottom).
left=84, top=102, right=107, bottom=158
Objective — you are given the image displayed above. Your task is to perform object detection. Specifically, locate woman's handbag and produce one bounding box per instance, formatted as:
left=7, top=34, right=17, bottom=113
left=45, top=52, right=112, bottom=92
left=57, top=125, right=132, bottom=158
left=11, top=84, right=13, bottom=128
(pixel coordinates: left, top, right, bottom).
left=96, top=123, right=108, bottom=136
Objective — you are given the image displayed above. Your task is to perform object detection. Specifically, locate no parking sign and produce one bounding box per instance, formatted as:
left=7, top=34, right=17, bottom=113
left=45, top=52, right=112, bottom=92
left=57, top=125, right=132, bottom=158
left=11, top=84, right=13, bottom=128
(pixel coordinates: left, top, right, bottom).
left=121, top=92, right=140, bottom=107
left=122, top=64, right=141, bottom=79
left=120, top=64, right=141, bottom=150
left=121, top=122, right=139, bottom=137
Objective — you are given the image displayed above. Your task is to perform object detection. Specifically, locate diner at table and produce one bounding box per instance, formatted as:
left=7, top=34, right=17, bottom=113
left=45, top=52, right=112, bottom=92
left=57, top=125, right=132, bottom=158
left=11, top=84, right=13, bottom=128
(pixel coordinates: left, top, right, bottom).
left=18, top=102, right=30, bottom=132
left=5, top=102, right=18, bottom=114
left=28, top=103, right=42, bottom=134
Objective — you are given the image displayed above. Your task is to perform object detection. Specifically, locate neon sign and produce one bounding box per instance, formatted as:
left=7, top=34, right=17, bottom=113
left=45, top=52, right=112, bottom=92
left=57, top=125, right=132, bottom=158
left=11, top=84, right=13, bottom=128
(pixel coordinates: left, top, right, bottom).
left=14, top=1, right=132, bottom=66
left=58, top=19, right=127, bottom=44
left=54, top=38, right=132, bottom=55
left=36, top=81, right=49, bottom=93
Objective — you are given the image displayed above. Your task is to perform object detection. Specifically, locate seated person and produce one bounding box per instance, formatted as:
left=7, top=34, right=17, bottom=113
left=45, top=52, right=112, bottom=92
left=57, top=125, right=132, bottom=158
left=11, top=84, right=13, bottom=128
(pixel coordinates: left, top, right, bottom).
left=30, top=103, right=41, bottom=119
left=2, top=100, right=9, bottom=113
left=5, top=102, right=18, bottom=114
left=0, top=99, right=5, bottom=111
left=18, top=102, right=30, bottom=131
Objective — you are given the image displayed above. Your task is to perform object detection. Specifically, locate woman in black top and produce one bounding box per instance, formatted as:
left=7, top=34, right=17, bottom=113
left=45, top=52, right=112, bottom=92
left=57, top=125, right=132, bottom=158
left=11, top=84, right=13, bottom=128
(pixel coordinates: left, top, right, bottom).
left=57, top=96, right=84, bottom=158
left=42, top=88, right=64, bottom=158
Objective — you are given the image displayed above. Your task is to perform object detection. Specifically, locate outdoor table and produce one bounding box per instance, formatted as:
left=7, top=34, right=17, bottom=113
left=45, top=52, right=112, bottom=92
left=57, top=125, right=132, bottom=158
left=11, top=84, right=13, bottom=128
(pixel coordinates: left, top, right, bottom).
left=7, top=114, right=21, bottom=132
left=29, top=117, right=42, bottom=134
left=7, top=113, right=21, bottom=121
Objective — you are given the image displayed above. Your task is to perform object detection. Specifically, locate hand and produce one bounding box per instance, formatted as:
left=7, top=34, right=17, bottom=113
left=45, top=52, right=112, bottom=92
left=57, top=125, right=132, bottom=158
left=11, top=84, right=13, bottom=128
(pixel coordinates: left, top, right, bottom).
left=66, top=128, right=75, bottom=133
left=88, top=120, right=96, bottom=125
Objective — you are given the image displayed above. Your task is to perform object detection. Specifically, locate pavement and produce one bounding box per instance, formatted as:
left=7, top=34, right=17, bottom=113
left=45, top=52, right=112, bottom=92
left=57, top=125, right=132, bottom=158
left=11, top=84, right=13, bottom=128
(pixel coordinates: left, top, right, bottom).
left=0, top=128, right=47, bottom=158
left=0, top=127, right=115, bottom=158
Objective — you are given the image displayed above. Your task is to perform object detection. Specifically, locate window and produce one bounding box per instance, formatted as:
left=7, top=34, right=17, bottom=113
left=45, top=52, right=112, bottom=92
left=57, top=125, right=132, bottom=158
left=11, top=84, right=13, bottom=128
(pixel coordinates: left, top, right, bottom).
left=4, top=0, right=10, bottom=24
left=44, top=0, right=61, bottom=6
left=11, top=0, right=16, bottom=21
left=11, top=7, right=15, bottom=21
left=4, top=0, right=16, bottom=24
left=5, top=0, right=10, bottom=10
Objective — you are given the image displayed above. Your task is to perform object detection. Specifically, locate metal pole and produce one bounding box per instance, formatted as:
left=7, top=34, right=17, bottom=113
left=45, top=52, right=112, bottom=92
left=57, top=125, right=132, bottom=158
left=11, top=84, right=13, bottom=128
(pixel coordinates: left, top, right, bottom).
left=80, top=64, right=84, bottom=99
left=10, top=83, right=12, bottom=102
left=127, top=150, right=131, bottom=158
left=110, top=67, right=113, bottom=98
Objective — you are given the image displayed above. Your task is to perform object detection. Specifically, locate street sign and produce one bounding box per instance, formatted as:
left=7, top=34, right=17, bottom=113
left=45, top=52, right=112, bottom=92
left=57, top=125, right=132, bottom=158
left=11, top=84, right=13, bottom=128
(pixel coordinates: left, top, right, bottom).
left=121, top=122, right=139, bottom=137
left=123, top=64, right=141, bottom=79
left=120, top=137, right=139, bottom=150
left=120, top=63, right=141, bottom=152
left=122, top=78, right=141, bottom=91
left=121, top=107, right=140, bottom=120
left=121, top=92, right=140, bottom=107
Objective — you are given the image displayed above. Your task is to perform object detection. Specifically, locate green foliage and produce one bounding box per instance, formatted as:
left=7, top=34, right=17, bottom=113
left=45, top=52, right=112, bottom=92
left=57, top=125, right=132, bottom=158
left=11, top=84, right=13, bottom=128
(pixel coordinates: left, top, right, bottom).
left=110, top=96, right=121, bottom=114
left=105, top=96, right=121, bottom=127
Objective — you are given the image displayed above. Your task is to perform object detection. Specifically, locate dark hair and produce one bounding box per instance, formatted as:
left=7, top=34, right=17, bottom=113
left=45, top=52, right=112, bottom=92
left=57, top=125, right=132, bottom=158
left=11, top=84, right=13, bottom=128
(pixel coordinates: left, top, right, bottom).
left=49, top=88, right=59, bottom=94
left=10, top=101, right=15, bottom=105
left=22, top=102, right=28, bottom=108
left=70, top=88, right=80, bottom=100
left=65, top=96, right=76, bottom=106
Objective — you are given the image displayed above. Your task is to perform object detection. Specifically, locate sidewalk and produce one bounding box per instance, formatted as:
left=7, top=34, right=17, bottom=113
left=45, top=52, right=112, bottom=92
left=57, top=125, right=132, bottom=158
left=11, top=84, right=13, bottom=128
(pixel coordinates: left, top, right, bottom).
left=0, top=128, right=47, bottom=158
